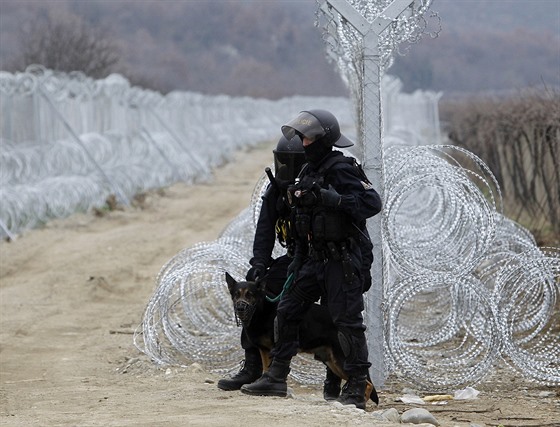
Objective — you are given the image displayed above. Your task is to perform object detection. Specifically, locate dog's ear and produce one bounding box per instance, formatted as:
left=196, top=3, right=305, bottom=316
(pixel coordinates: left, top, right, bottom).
left=225, top=272, right=237, bottom=293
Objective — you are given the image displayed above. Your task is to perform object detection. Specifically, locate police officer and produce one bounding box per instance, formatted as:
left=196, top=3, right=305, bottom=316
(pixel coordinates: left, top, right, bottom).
left=240, top=110, right=382, bottom=410
left=217, top=134, right=306, bottom=391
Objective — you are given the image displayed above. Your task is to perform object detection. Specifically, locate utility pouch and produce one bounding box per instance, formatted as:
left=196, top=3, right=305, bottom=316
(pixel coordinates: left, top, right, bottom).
left=326, top=242, right=341, bottom=261
left=313, top=214, right=325, bottom=242
left=275, top=218, right=289, bottom=247
left=340, top=243, right=355, bottom=283
left=295, top=213, right=310, bottom=238
left=319, top=211, right=347, bottom=241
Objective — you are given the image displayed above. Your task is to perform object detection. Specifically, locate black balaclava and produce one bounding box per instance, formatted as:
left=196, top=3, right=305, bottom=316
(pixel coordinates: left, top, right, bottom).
left=303, top=138, right=331, bottom=166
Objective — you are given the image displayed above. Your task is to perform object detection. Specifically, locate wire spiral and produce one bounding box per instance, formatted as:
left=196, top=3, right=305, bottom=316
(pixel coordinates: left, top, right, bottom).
left=493, top=247, right=560, bottom=385
left=136, top=143, right=559, bottom=389
left=385, top=274, right=500, bottom=390
left=1, top=68, right=556, bottom=389
left=383, top=145, right=501, bottom=278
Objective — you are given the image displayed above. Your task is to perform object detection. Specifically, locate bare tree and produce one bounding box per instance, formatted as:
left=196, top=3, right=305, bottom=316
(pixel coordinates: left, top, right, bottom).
left=15, top=10, right=120, bottom=78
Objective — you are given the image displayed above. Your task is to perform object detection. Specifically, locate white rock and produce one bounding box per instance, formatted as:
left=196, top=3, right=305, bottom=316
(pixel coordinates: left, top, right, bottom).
left=370, top=407, right=400, bottom=423
left=401, top=408, right=440, bottom=426
left=382, top=408, right=400, bottom=423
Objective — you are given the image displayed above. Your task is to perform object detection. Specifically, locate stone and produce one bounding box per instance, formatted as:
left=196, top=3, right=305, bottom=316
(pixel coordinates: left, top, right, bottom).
left=401, top=408, right=440, bottom=426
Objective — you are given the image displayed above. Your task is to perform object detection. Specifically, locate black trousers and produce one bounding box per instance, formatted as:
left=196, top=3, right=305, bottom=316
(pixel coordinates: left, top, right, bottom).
left=271, top=252, right=371, bottom=376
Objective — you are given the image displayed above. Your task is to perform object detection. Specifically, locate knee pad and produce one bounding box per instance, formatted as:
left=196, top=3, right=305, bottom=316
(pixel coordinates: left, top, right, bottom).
left=338, top=327, right=367, bottom=361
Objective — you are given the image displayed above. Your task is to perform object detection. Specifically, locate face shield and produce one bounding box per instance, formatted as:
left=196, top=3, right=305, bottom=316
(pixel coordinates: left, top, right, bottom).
left=281, top=111, right=326, bottom=142
left=282, top=110, right=354, bottom=149
left=273, top=150, right=306, bottom=186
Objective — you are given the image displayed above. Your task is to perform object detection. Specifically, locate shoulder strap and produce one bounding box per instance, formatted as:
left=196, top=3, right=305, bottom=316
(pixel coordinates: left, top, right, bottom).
left=317, top=153, right=352, bottom=174
left=318, top=153, right=372, bottom=184
left=296, top=163, right=310, bottom=179
left=297, top=153, right=371, bottom=184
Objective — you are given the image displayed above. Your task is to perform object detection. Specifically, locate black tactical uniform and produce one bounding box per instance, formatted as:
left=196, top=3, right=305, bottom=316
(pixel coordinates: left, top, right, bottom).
left=217, top=135, right=305, bottom=391
left=241, top=110, right=382, bottom=410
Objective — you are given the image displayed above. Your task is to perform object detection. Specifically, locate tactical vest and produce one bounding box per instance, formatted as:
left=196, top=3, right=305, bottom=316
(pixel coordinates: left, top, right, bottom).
left=294, top=154, right=371, bottom=249
left=289, top=154, right=375, bottom=289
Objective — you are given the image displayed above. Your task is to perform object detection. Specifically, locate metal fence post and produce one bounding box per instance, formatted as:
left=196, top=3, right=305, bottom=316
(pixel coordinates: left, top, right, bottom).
left=38, top=86, right=130, bottom=206
left=319, top=0, right=426, bottom=388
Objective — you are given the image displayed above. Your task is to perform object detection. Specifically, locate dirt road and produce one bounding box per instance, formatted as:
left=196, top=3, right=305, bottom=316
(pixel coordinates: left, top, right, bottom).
left=1, top=142, right=558, bottom=426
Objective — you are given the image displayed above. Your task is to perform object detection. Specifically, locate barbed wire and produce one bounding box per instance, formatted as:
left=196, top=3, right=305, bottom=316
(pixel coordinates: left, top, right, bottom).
left=0, top=69, right=369, bottom=237
left=134, top=208, right=324, bottom=384
left=2, top=67, right=556, bottom=389
left=135, top=140, right=559, bottom=389
left=0, top=68, right=438, bottom=238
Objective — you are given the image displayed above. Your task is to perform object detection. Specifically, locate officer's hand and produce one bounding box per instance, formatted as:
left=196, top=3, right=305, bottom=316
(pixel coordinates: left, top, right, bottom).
left=320, top=185, right=342, bottom=208
left=246, top=263, right=266, bottom=281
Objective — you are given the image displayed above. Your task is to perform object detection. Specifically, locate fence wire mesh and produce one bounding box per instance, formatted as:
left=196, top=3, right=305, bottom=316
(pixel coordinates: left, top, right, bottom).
left=1, top=57, right=557, bottom=389
left=135, top=144, right=559, bottom=390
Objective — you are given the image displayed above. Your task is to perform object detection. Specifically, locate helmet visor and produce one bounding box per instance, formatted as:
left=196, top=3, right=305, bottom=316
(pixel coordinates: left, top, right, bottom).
left=273, top=151, right=306, bottom=183
left=281, top=112, right=326, bottom=141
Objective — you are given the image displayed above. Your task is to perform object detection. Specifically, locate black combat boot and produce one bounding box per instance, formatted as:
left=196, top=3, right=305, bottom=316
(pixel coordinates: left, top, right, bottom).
left=337, top=374, right=368, bottom=410
left=240, top=358, right=291, bottom=397
left=323, top=367, right=342, bottom=401
left=217, top=351, right=262, bottom=391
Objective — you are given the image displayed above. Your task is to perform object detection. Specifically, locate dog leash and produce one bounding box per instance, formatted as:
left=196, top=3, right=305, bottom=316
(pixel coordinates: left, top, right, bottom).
left=265, top=272, right=295, bottom=303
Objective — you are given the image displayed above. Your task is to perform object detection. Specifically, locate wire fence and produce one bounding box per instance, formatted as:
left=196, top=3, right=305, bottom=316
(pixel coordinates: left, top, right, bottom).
left=0, top=66, right=438, bottom=239
left=135, top=143, right=559, bottom=390
left=3, top=66, right=556, bottom=390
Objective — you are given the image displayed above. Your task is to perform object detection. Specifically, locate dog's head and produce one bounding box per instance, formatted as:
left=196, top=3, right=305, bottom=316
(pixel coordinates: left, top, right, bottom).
left=225, top=272, right=266, bottom=326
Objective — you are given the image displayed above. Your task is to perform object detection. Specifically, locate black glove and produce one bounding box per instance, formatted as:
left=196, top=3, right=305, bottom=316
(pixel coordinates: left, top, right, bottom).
left=320, top=184, right=342, bottom=208
left=246, top=263, right=266, bottom=281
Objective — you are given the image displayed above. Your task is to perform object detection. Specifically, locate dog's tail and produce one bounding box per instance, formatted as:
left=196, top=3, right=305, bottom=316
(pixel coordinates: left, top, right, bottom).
left=366, top=374, right=379, bottom=405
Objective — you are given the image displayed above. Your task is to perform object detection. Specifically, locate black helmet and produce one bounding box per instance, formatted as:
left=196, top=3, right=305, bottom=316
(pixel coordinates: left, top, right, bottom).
left=281, top=109, right=354, bottom=148
left=273, top=134, right=306, bottom=186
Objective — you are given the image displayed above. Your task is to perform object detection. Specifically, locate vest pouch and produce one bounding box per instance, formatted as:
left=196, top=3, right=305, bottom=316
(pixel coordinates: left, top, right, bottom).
left=295, top=213, right=311, bottom=238
left=314, top=210, right=346, bottom=242
left=312, top=213, right=325, bottom=242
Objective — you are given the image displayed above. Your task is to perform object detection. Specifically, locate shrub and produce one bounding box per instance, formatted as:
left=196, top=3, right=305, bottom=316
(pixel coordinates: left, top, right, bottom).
left=441, top=90, right=559, bottom=246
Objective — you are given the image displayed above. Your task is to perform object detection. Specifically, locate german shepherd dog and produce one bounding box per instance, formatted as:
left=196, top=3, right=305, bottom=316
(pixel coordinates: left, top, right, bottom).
left=225, top=272, right=378, bottom=405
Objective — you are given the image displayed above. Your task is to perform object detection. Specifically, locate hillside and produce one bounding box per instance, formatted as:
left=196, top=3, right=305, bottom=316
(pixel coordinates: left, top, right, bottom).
left=0, top=0, right=558, bottom=98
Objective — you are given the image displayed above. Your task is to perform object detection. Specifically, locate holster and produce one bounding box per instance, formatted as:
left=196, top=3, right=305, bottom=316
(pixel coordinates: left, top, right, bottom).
left=311, top=241, right=355, bottom=284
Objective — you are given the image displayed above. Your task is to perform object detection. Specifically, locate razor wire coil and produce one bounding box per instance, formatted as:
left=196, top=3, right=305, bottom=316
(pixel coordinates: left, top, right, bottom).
left=1, top=67, right=557, bottom=389
left=135, top=142, right=559, bottom=389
